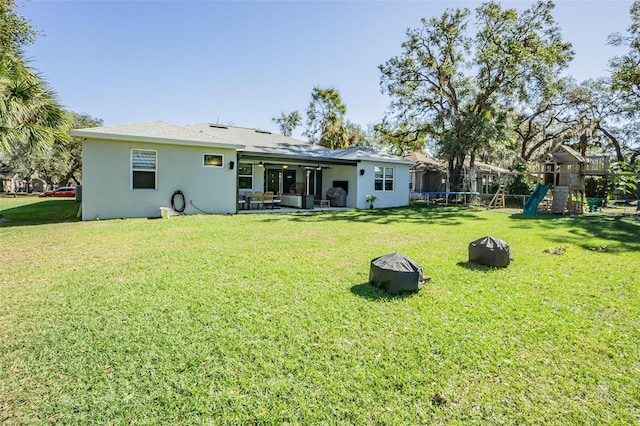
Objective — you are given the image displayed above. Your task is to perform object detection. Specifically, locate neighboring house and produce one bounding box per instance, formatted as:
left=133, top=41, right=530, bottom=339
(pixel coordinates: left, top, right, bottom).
left=406, top=152, right=512, bottom=195
left=1, top=173, right=16, bottom=193
left=0, top=161, right=17, bottom=192
left=405, top=152, right=447, bottom=195
left=72, top=121, right=412, bottom=220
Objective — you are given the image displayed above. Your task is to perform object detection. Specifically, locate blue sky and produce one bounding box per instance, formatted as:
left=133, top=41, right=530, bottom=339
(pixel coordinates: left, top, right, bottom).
left=18, top=0, right=634, bottom=137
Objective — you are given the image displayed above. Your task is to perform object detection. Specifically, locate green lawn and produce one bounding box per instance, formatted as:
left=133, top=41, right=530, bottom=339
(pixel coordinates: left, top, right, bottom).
left=1, top=198, right=639, bottom=424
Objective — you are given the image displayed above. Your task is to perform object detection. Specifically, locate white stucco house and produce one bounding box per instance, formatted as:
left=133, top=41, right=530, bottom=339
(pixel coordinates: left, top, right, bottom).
left=71, top=121, right=413, bottom=220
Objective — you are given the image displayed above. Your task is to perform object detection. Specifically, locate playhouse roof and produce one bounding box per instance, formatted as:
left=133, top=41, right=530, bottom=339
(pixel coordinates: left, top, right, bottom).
left=546, top=145, right=586, bottom=164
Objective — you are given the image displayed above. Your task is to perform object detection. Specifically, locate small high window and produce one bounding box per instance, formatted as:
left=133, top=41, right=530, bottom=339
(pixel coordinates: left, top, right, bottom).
left=131, top=149, right=157, bottom=190
left=203, top=154, right=223, bottom=167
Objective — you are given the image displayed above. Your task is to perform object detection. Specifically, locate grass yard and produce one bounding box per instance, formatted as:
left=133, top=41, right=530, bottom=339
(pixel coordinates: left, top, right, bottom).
left=1, top=197, right=639, bottom=424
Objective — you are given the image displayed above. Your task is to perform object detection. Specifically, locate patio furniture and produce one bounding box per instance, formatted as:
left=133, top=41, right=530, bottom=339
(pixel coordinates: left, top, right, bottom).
left=250, top=191, right=264, bottom=209
left=587, top=198, right=603, bottom=212
left=242, top=192, right=252, bottom=210
left=263, top=191, right=274, bottom=209
left=280, top=194, right=303, bottom=208
left=290, top=182, right=305, bottom=194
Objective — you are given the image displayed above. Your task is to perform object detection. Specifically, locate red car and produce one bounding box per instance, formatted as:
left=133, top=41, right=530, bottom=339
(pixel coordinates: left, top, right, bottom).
left=39, top=187, right=76, bottom=198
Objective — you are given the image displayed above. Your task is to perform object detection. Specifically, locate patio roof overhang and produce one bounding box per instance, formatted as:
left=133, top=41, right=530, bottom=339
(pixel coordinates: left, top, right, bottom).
left=238, top=152, right=358, bottom=167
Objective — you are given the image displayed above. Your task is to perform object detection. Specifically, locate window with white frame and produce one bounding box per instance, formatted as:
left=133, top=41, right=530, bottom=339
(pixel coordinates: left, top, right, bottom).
left=238, top=163, right=253, bottom=190
left=374, top=166, right=394, bottom=191
left=131, top=149, right=157, bottom=190
left=203, top=153, right=223, bottom=167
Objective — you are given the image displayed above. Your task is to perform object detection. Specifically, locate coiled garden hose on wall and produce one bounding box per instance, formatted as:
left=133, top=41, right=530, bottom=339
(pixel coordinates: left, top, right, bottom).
left=171, top=190, right=186, bottom=214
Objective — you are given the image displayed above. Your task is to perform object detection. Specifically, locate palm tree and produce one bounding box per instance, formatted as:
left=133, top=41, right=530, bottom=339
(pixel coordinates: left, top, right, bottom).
left=1, top=1, right=70, bottom=159
left=0, top=56, right=71, bottom=157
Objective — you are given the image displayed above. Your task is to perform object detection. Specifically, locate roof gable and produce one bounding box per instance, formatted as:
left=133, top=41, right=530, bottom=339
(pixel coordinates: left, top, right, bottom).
left=547, top=145, right=586, bottom=164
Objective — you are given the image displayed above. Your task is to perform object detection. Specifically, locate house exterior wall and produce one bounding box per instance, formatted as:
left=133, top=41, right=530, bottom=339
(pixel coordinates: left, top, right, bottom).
left=354, top=161, right=411, bottom=209
left=316, top=162, right=411, bottom=209
left=82, top=138, right=237, bottom=220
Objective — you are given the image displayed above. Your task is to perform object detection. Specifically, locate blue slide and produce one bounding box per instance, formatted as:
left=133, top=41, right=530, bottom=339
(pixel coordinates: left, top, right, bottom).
left=523, top=183, right=552, bottom=216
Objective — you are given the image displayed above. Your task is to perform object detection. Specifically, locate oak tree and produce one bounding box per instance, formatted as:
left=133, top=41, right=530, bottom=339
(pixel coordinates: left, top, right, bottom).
left=379, top=1, right=573, bottom=188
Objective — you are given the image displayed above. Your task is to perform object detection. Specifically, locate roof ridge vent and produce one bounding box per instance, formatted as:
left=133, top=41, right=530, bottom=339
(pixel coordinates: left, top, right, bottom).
left=254, top=129, right=271, bottom=134
left=209, top=124, right=228, bottom=129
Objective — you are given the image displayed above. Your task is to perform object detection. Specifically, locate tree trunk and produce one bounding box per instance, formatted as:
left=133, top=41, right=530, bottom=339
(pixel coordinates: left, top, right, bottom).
left=579, top=133, right=588, bottom=157
left=448, top=158, right=465, bottom=191
left=59, top=170, right=80, bottom=186
left=595, top=123, right=624, bottom=162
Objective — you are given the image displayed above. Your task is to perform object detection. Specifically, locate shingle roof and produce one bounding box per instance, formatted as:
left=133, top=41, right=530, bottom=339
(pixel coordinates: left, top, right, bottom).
left=186, top=124, right=412, bottom=164
left=404, top=152, right=509, bottom=173
left=71, top=121, right=244, bottom=149
left=185, top=123, right=332, bottom=158
left=330, top=146, right=413, bottom=164
left=74, top=121, right=411, bottom=165
left=473, top=161, right=509, bottom=174
left=405, top=152, right=446, bottom=171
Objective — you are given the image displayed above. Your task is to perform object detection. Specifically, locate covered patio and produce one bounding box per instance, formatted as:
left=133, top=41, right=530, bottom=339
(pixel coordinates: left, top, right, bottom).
left=236, top=153, right=356, bottom=211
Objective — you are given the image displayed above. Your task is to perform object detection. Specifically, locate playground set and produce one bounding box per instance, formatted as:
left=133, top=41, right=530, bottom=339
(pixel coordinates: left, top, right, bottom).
left=491, top=145, right=640, bottom=215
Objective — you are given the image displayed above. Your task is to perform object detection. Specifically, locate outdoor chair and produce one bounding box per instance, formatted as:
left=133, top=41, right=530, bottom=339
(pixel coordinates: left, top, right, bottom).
left=263, top=191, right=274, bottom=209
left=250, top=191, right=264, bottom=209
left=241, top=192, right=253, bottom=210
left=273, top=191, right=282, bottom=208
